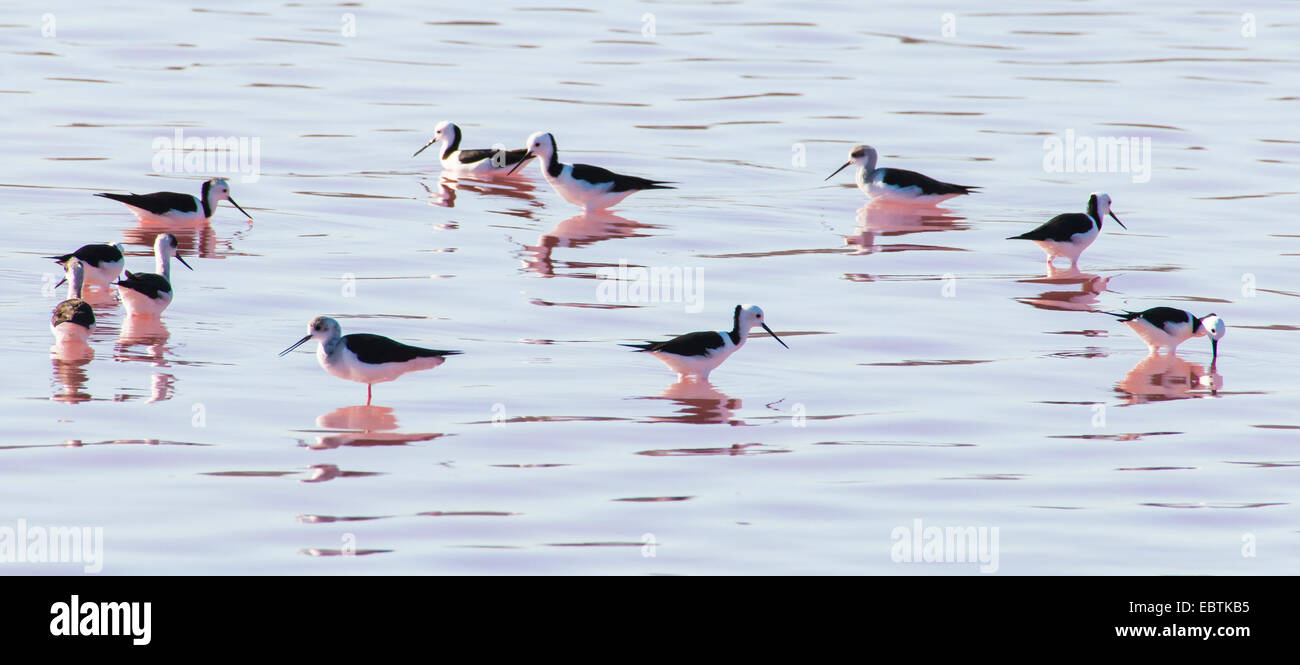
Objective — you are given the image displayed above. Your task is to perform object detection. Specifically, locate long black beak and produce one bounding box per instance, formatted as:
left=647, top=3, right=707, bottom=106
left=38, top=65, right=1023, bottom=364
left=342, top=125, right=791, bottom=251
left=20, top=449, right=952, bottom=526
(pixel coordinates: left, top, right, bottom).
left=55, top=277, right=67, bottom=288
left=279, top=334, right=312, bottom=357
left=412, top=138, right=437, bottom=158
left=824, top=161, right=851, bottom=182
left=761, top=323, right=790, bottom=349
left=176, top=254, right=194, bottom=271
left=1109, top=211, right=1127, bottom=230
left=1210, top=337, right=1218, bottom=367
left=228, top=197, right=253, bottom=220
left=507, top=153, right=534, bottom=176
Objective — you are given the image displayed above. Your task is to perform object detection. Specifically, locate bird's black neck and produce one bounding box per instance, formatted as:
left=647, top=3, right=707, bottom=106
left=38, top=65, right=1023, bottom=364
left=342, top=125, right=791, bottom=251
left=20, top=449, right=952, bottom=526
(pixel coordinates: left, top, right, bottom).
left=1087, top=196, right=1100, bottom=226
left=728, top=305, right=742, bottom=345
left=443, top=126, right=461, bottom=159
left=546, top=138, right=562, bottom=178
left=200, top=181, right=213, bottom=218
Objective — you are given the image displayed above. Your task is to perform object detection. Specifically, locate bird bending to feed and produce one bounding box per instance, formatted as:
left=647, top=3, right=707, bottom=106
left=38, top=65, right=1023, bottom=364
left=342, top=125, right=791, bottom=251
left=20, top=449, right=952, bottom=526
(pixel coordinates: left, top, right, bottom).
left=1007, top=192, right=1126, bottom=268
left=622, top=304, right=788, bottom=381
left=507, top=131, right=674, bottom=211
left=95, top=177, right=251, bottom=223
left=825, top=144, right=978, bottom=203
left=49, top=242, right=125, bottom=287
left=115, top=233, right=193, bottom=317
left=1104, top=307, right=1225, bottom=364
left=279, top=316, right=462, bottom=405
left=412, top=120, right=534, bottom=174
left=51, top=258, right=95, bottom=344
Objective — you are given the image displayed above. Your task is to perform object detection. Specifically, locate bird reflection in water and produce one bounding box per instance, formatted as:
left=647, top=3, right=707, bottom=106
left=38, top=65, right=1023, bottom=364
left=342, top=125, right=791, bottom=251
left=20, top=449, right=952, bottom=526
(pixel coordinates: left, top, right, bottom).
left=50, top=347, right=94, bottom=404
left=303, top=405, right=446, bottom=449
left=122, top=221, right=233, bottom=261
left=1015, top=264, right=1112, bottom=312
left=420, top=173, right=541, bottom=209
left=638, top=379, right=743, bottom=425
left=1115, top=354, right=1223, bottom=405
left=845, top=200, right=968, bottom=256
left=116, top=317, right=175, bottom=403
left=522, top=211, right=658, bottom=277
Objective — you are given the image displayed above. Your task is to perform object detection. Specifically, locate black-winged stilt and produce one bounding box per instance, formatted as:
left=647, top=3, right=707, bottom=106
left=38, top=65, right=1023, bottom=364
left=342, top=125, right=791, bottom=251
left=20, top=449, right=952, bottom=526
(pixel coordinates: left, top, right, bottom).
left=1007, top=192, right=1126, bottom=268
left=622, top=304, right=788, bottom=381
left=825, top=144, right=978, bottom=203
left=96, top=178, right=251, bottom=223
left=51, top=258, right=95, bottom=345
left=279, top=316, right=462, bottom=405
left=1104, top=307, right=1225, bottom=364
left=412, top=121, right=534, bottom=174
left=508, top=132, right=673, bottom=211
left=115, top=233, right=193, bottom=317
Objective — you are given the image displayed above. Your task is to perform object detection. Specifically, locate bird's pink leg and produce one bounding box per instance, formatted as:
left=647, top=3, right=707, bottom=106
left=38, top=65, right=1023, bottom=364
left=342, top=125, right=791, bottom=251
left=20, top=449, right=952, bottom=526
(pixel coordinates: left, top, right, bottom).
left=366, top=384, right=373, bottom=406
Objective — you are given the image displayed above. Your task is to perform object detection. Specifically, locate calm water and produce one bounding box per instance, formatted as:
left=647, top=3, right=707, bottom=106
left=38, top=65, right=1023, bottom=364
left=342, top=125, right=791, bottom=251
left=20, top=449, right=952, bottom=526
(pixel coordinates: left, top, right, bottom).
left=3, top=2, right=1297, bottom=574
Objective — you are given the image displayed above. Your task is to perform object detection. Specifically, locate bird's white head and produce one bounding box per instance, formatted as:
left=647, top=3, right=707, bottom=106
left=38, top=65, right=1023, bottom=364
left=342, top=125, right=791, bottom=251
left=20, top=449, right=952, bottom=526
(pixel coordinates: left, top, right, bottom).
left=847, top=145, right=878, bottom=167
left=279, top=316, right=342, bottom=357
left=203, top=178, right=252, bottom=219
left=154, top=233, right=193, bottom=272
left=413, top=121, right=459, bottom=157
left=1088, top=192, right=1126, bottom=229
left=736, top=304, right=789, bottom=348
left=525, top=132, right=556, bottom=160
left=1197, top=314, right=1226, bottom=341
left=206, top=178, right=233, bottom=202
left=307, top=315, right=342, bottom=341
left=825, top=144, right=878, bottom=181
left=508, top=132, right=556, bottom=175
left=1197, top=313, right=1226, bottom=365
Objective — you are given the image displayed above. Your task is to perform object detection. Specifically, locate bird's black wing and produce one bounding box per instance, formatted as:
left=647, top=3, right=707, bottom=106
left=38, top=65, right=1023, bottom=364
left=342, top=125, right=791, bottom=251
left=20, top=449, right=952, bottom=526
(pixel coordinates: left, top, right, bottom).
left=1103, top=307, right=1192, bottom=328
left=621, top=331, right=724, bottom=357
left=1008, top=212, right=1094, bottom=241
left=571, top=163, right=675, bottom=192
left=344, top=333, right=461, bottom=365
left=879, top=168, right=978, bottom=196
left=49, top=243, right=123, bottom=267
left=52, top=299, right=95, bottom=329
left=116, top=271, right=172, bottom=299
left=96, top=191, right=198, bottom=214
left=457, top=148, right=533, bottom=167
left=1135, top=307, right=1193, bottom=329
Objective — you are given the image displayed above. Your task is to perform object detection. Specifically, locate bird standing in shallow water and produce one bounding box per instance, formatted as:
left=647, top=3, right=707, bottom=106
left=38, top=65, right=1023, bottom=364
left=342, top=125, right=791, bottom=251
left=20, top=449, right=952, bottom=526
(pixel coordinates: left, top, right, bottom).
left=508, top=132, right=673, bottom=211
left=48, top=242, right=125, bottom=287
left=96, top=178, right=251, bottom=224
left=279, top=316, right=462, bottom=406
left=116, top=233, right=193, bottom=317
left=412, top=120, right=534, bottom=174
left=51, top=258, right=95, bottom=345
left=1007, top=192, right=1126, bottom=268
left=623, top=304, right=789, bottom=382
left=825, top=144, right=978, bottom=204
left=1104, top=307, right=1225, bottom=365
